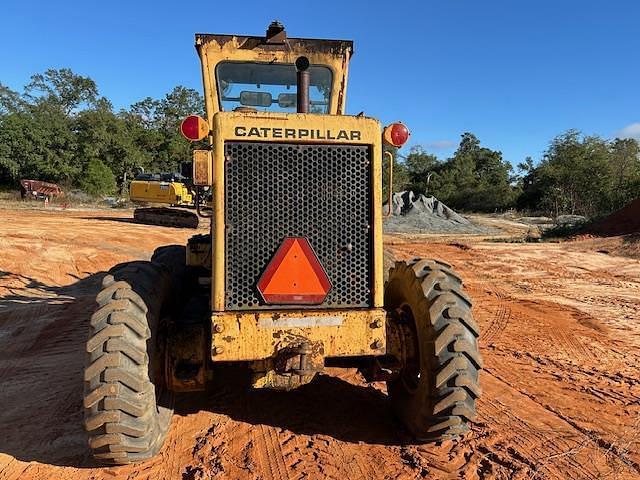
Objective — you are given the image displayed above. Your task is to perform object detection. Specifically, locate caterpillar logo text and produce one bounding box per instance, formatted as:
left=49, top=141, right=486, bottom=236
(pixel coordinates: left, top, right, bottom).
left=234, top=126, right=362, bottom=141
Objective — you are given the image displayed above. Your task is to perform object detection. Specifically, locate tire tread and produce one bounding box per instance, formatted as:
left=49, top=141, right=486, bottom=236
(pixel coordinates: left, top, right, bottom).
left=386, top=259, right=482, bottom=441
left=83, top=249, right=184, bottom=464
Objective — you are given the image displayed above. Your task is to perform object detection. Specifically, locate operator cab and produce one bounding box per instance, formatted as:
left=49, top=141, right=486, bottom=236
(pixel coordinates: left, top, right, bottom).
left=196, top=21, right=353, bottom=118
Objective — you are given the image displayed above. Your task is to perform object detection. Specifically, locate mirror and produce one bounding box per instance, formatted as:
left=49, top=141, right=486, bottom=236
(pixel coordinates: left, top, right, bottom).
left=240, top=91, right=272, bottom=107
left=277, top=93, right=297, bottom=108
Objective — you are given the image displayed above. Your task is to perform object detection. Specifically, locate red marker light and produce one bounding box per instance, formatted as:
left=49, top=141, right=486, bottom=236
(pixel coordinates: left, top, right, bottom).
left=383, top=122, right=410, bottom=147
left=180, top=115, right=209, bottom=141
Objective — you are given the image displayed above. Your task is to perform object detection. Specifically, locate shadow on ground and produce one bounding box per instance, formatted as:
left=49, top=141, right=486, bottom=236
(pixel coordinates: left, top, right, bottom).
left=80, top=216, right=137, bottom=225
left=0, top=270, right=105, bottom=467
left=176, top=367, right=409, bottom=447
left=0, top=264, right=406, bottom=470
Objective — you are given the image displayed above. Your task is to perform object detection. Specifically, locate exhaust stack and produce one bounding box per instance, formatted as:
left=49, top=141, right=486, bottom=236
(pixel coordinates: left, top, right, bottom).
left=296, top=56, right=310, bottom=113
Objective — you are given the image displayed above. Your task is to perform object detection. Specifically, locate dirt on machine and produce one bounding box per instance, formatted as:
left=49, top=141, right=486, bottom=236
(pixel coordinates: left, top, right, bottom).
left=82, top=21, right=482, bottom=464
left=129, top=171, right=208, bottom=228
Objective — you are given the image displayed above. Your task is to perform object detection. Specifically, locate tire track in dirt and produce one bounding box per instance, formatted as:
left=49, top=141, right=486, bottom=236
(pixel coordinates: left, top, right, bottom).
left=223, top=419, right=255, bottom=476
left=506, top=347, right=640, bottom=405
left=400, top=442, right=477, bottom=479
left=0, top=458, right=29, bottom=480
left=478, top=374, right=608, bottom=480
left=287, top=435, right=359, bottom=479
left=484, top=369, right=640, bottom=478
left=475, top=289, right=640, bottom=478
left=251, top=424, right=290, bottom=480
left=547, top=322, right=592, bottom=360
left=0, top=293, right=91, bottom=471
left=475, top=284, right=511, bottom=344
left=332, top=442, right=372, bottom=479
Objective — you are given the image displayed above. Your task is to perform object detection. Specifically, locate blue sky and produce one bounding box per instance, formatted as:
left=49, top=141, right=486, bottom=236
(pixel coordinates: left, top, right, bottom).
left=1, top=0, right=639, bottom=167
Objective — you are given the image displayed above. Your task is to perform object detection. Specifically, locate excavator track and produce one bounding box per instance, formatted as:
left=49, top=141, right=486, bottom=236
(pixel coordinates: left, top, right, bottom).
left=133, top=207, right=199, bottom=229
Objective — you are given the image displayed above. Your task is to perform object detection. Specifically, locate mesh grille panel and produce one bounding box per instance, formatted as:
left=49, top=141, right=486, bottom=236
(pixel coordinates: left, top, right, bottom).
left=225, top=142, right=372, bottom=310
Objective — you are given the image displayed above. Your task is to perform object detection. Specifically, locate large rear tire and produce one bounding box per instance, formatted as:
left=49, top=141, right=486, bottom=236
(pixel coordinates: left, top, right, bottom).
left=83, top=247, right=185, bottom=464
left=385, top=259, right=482, bottom=441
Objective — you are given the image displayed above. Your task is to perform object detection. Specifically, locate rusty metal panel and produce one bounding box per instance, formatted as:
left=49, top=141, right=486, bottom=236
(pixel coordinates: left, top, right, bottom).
left=210, top=308, right=386, bottom=361
left=19, top=179, right=64, bottom=198
left=192, top=150, right=212, bottom=186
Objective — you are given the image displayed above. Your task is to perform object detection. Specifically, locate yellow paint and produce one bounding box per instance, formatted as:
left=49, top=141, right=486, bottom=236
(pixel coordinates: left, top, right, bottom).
left=192, top=150, right=212, bottom=186
left=190, top=28, right=387, bottom=364
left=211, top=308, right=386, bottom=361
left=195, top=35, right=352, bottom=118
left=209, top=112, right=384, bottom=311
left=129, top=180, right=193, bottom=205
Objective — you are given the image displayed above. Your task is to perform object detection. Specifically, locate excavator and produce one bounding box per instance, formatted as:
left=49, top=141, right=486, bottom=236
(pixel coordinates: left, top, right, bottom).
left=129, top=168, right=209, bottom=228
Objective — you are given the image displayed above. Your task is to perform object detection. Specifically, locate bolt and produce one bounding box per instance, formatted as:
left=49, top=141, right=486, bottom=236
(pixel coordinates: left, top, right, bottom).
left=372, top=318, right=384, bottom=328
left=214, top=323, right=224, bottom=333
left=372, top=339, right=384, bottom=350
left=212, top=345, right=225, bottom=355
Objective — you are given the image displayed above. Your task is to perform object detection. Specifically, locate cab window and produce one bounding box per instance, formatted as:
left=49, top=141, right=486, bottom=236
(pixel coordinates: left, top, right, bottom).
left=215, top=62, right=332, bottom=113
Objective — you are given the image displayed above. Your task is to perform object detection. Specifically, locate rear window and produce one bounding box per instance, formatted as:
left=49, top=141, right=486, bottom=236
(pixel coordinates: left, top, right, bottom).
left=215, top=62, right=333, bottom=113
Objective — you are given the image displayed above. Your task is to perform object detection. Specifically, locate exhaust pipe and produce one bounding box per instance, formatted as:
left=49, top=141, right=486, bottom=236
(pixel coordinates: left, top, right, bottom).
left=296, top=56, right=310, bottom=113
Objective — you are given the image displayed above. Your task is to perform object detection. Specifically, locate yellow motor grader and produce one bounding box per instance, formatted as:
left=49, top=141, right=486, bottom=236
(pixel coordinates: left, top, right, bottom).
left=83, top=21, right=482, bottom=464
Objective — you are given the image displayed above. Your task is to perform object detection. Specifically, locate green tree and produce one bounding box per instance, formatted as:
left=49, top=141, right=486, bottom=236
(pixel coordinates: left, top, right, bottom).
left=80, top=159, right=116, bottom=196
left=607, top=138, right=640, bottom=210
left=516, top=130, right=637, bottom=217
left=0, top=69, right=96, bottom=185
left=0, top=104, right=78, bottom=184
left=24, top=68, right=98, bottom=114
left=126, top=86, right=204, bottom=174
left=74, top=100, right=151, bottom=192
left=0, top=68, right=205, bottom=196
left=0, top=82, right=24, bottom=114
left=404, top=146, right=439, bottom=195
left=402, top=134, right=517, bottom=212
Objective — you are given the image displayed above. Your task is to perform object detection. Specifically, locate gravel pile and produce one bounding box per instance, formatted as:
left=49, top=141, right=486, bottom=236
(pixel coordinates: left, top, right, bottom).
left=383, top=191, right=487, bottom=234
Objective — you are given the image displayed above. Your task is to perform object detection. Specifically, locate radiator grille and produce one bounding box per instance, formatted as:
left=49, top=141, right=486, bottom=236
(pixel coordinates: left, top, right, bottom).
left=224, top=141, right=372, bottom=310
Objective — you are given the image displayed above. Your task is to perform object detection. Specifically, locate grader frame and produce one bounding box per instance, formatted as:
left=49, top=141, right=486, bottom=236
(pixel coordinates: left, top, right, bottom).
left=82, top=21, right=482, bottom=465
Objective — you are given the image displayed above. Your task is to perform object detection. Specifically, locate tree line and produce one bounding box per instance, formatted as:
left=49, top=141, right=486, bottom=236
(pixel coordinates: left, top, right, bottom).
left=1, top=68, right=639, bottom=218
left=0, top=68, right=203, bottom=196
left=393, top=131, right=639, bottom=218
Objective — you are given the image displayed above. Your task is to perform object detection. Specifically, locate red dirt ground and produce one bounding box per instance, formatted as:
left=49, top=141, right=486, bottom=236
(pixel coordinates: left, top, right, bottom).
left=0, top=207, right=639, bottom=479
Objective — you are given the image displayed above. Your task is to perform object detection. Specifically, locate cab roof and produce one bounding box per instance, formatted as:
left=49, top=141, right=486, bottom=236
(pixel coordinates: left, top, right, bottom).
left=195, top=21, right=353, bottom=57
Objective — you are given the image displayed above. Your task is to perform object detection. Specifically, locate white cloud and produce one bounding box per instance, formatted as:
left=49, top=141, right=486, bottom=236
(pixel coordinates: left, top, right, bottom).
left=617, top=123, right=640, bottom=140
left=425, top=140, right=456, bottom=150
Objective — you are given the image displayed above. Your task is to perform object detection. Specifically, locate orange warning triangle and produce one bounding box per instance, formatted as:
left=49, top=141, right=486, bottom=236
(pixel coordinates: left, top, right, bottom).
left=257, top=237, right=332, bottom=304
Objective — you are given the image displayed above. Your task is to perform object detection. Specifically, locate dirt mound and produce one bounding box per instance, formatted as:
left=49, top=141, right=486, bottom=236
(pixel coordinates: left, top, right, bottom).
left=383, top=191, right=487, bottom=234
left=588, top=198, right=640, bottom=236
